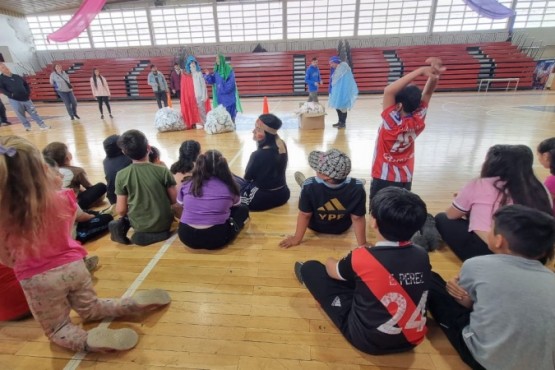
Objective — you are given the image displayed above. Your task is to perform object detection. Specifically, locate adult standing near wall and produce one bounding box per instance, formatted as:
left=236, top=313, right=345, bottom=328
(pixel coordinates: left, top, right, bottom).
left=170, top=63, right=182, bottom=100
left=0, top=63, right=50, bottom=131
left=90, top=68, right=113, bottom=119
left=305, top=57, right=322, bottom=102
left=328, top=56, right=358, bottom=129
left=204, top=53, right=242, bottom=122
left=181, top=56, right=210, bottom=129
left=49, top=64, right=80, bottom=120
left=147, top=64, right=169, bottom=109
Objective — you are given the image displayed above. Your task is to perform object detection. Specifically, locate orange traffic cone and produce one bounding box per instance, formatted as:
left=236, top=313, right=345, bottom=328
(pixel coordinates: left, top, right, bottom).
left=166, top=91, right=173, bottom=108
left=262, top=96, right=269, bottom=114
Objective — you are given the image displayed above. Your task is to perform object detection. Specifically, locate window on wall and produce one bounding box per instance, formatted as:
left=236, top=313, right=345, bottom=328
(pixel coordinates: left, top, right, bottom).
left=89, top=10, right=151, bottom=48
left=27, top=15, right=91, bottom=51
left=433, top=0, right=511, bottom=32
left=287, top=0, right=356, bottom=39
left=514, top=0, right=555, bottom=28
left=358, top=0, right=432, bottom=35
left=217, top=1, right=283, bottom=42
left=151, top=5, right=216, bottom=45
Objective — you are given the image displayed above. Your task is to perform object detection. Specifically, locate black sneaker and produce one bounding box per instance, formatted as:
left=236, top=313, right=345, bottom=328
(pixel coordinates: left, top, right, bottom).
left=109, top=219, right=131, bottom=244
left=336, top=123, right=346, bottom=129
left=101, top=115, right=104, bottom=119
left=74, top=114, right=81, bottom=119
left=332, top=122, right=341, bottom=128
left=411, top=213, right=443, bottom=252
left=294, top=261, right=304, bottom=284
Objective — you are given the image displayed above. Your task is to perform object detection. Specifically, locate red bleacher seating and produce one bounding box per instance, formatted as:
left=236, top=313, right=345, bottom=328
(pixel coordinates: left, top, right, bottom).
left=26, top=42, right=534, bottom=101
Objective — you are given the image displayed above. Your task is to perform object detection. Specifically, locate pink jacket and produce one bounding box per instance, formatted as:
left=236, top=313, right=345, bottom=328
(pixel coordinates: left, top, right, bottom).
left=90, top=76, right=111, bottom=97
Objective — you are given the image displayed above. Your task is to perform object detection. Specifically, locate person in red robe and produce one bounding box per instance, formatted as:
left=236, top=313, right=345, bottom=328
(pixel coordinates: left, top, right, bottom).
left=180, top=56, right=211, bottom=129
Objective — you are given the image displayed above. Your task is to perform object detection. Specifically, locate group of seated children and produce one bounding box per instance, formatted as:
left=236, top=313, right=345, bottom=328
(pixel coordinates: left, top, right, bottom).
left=106, top=113, right=291, bottom=249
left=0, top=135, right=172, bottom=352
left=2, top=54, right=554, bottom=369
left=288, top=55, right=555, bottom=370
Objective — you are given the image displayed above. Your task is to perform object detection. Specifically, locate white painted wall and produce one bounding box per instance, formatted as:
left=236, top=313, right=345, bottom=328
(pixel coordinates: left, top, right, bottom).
left=0, top=14, right=40, bottom=75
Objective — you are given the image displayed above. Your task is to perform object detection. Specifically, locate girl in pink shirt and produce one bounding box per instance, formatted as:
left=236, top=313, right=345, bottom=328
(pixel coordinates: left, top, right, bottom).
left=90, top=68, right=113, bottom=119
left=537, top=137, right=555, bottom=213
left=435, top=144, right=552, bottom=261
left=0, top=135, right=171, bottom=352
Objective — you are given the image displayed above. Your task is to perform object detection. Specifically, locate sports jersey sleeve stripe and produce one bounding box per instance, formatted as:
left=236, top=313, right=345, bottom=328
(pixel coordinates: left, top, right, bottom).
left=336, top=262, right=347, bottom=281
left=452, top=201, right=468, bottom=213
left=402, top=165, right=412, bottom=182
left=393, top=166, right=401, bottom=182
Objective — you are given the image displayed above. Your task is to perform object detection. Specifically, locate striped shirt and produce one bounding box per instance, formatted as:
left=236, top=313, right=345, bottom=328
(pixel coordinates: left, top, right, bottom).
left=371, top=102, right=427, bottom=183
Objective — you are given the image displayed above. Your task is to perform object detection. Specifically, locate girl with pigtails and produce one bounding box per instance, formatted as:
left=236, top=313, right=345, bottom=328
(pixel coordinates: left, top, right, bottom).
left=177, top=150, right=249, bottom=250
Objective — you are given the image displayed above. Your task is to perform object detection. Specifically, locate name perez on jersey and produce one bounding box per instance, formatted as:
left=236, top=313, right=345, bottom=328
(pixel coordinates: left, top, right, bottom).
left=389, top=272, right=426, bottom=286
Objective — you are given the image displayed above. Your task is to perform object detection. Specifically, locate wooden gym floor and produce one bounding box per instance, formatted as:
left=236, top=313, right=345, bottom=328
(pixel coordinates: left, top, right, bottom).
left=1, top=90, right=554, bottom=369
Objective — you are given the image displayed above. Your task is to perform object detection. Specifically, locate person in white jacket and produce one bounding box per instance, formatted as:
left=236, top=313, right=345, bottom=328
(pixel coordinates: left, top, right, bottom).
left=90, top=68, right=112, bottom=119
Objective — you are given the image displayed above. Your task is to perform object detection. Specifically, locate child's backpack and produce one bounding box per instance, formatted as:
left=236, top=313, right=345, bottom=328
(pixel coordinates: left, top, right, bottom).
left=76, top=212, right=113, bottom=243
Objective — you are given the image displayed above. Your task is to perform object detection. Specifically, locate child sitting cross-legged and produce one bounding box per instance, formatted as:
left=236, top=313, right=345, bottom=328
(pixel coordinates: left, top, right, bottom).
left=279, top=148, right=366, bottom=248
left=0, top=135, right=171, bottom=352
left=294, top=187, right=430, bottom=355
left=427, top=204, right=555, bottom=370
left=109, top=130, right=177, bottom=246
left=42, top=141, right=107, bottom=210
left=177, top=150, right=250, bottom=250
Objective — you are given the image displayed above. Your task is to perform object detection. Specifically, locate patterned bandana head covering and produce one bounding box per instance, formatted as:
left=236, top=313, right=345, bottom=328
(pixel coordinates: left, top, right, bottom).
left=308, top=148, right=351, bottom=180
left=214, top=53, right=233, bottom=80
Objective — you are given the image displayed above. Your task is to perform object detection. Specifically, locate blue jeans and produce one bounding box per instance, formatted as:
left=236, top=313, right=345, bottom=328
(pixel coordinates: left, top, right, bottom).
left=8, top=99, right=45, bottom=128
left=57, top=91, right=78, bottom=117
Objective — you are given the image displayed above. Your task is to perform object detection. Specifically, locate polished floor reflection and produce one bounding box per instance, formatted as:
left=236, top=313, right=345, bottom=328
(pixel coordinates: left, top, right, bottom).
left=1, top=90, right=554, bottom=369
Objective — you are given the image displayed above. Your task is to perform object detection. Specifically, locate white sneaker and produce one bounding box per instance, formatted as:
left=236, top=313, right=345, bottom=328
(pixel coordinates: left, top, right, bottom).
left=195, top=124, right=204, bottom=130
left=132, top=289, right=171, bottom=310
left=39, top=125, right=51, bottom=130
left=294, top=171, right=306, bottom=187
left=86, top=327, right=138, bottom=352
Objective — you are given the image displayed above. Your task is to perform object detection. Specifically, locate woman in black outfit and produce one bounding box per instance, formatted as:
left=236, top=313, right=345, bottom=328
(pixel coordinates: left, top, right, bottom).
left=237, top=113, right=290, bottom=211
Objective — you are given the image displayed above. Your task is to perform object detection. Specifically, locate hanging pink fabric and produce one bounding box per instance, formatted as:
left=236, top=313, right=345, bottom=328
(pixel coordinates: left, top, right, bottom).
left=47, top=0, right=107, bottom=43
left=462, top=0, right=515, bottom=19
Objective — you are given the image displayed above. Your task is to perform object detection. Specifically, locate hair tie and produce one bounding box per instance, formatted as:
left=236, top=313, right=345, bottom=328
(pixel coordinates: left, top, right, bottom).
left=0, top=145, right=16, bottom=157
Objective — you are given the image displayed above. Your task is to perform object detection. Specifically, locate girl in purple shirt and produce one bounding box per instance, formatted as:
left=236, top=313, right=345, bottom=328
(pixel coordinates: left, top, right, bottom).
left=177, top=150, right=249, bottom=250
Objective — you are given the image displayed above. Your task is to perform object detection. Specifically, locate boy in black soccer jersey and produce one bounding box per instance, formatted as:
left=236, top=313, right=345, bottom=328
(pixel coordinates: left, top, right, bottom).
left=294, top=187, right=430, bottom=355
left=279, top=149, right=367, bottom=249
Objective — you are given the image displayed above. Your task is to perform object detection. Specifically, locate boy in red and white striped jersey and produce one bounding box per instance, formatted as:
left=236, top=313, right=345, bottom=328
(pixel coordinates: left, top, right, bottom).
left=369, top=57, right=445, bottom=203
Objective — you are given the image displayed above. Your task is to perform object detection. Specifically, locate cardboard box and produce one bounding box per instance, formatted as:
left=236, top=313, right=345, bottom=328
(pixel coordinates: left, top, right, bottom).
left=299, top=113, right=325, bottom=130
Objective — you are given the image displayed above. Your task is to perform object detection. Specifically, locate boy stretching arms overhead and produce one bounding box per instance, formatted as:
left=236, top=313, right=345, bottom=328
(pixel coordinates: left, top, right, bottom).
left=370, top=57, right=445, bottom=202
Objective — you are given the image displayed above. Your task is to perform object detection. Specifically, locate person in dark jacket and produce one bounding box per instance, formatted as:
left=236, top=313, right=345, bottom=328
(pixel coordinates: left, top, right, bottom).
left=0, top=63, right=49, bottom=131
